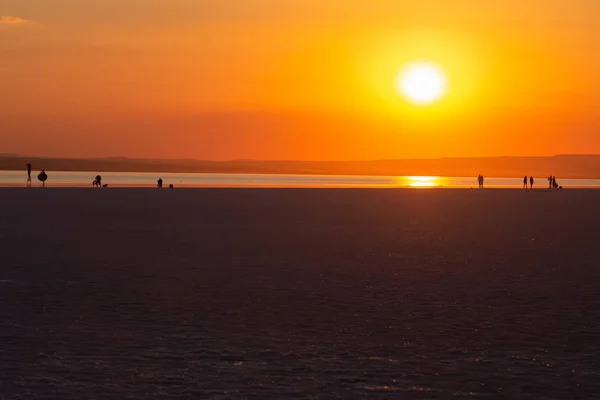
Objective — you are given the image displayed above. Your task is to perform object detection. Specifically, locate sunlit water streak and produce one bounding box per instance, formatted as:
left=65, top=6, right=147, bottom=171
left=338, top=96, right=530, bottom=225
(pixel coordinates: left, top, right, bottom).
left=1, top=171, right=600, bottom=188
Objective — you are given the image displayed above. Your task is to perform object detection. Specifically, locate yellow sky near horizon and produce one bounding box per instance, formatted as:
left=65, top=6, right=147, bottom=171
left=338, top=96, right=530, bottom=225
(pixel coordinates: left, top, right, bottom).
left=1, top=0, right=599, bottom=160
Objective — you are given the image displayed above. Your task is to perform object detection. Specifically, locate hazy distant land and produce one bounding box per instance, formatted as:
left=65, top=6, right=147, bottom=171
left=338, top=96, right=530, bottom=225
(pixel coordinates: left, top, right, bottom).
left=2, top=154, right=600, bottom=179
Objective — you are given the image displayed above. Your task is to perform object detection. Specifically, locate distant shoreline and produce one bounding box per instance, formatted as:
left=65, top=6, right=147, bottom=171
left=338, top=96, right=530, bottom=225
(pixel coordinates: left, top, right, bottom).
left=3, top=154, right=600, bottom=179
left=1, top=171, right=599, bottom=189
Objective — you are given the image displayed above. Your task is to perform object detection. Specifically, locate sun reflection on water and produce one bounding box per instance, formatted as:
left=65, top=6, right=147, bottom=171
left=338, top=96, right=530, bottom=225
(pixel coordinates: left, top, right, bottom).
left=399, top=176, right=443, bottom=188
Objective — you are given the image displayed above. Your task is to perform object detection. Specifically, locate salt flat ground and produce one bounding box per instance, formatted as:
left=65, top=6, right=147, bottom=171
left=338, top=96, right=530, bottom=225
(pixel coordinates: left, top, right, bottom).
left=0, top=188, right=599, bottom=399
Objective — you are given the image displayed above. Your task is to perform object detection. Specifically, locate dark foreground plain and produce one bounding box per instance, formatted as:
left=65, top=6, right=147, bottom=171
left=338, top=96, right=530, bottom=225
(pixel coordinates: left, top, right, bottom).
left=1, top=188, right=599, bottom=399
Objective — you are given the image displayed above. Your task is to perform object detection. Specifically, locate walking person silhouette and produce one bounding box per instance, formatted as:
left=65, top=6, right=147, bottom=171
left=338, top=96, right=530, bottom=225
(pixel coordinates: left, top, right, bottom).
left=523, top=176, right=528, bottom=189
left=529, top=176, right=534, bottom=189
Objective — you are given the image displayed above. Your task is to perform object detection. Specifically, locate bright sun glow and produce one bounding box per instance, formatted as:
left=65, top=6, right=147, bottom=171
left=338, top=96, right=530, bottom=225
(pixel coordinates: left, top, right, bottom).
left=404, top=176, right=443, bottom=187
left=395, top=62, right=448, bottom=105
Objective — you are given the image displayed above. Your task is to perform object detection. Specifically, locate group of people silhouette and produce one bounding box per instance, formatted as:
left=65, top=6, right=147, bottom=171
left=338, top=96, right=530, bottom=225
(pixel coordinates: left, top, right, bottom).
left=92, top=175, right=107, bottom=187
left=475, top=174, right=561, bottom=189
left=523, top=175, right=561, bottom=189
left=26, top=163, right=562, bottom=190
left=523, top=176, right=534, bottom=189
left=157, top=178, right=174, bottom=188
left=547, top=175, right=560, bottom=189
left=26, top=163, right=48, bottom=187
left=25, top=164, right=171, bottom=188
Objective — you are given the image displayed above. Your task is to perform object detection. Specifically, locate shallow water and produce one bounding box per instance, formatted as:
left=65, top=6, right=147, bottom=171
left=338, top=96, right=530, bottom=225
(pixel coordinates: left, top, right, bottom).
left=2, top=170, right=599, bottom=188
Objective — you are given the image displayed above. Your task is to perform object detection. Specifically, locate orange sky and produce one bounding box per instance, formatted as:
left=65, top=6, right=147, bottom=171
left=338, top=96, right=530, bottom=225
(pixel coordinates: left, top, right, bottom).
left=1, top=0, right=599, bottom=160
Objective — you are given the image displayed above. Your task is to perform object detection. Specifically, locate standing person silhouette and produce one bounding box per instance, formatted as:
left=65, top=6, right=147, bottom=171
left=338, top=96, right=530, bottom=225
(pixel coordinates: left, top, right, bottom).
left=523, top=176, right=528, bottom=189
left=529, top=176, right=534, bottom=189
left=480, top=175, right=484, bottom=189
left=157, top=178, right=163, bottom=188
left=95, top=175, right=102, bottom=187
left=548, top=175, right=552, bottom=188
left=26, top=163, right=32, bottom=186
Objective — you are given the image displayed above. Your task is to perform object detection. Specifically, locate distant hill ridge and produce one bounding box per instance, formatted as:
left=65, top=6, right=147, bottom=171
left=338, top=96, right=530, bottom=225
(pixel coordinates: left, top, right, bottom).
left=1, top=155, right=600, bottom=179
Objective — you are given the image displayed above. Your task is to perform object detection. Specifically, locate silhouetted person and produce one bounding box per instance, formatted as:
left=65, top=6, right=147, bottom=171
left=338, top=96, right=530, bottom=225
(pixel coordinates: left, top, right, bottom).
left=95, top=175, right=102, bottom=187
left=26, top=163, right=32, bottom=187
left=157, top=178, right=163, bottom=188
left=523, top=176, right=528, bottom=189
left=552, top=176, right=557, bottom=189
left=38, top=170, right=48, bottom=187
left=477, top=174, right=484, bottom=188
left=529, top=176, right=534, bottom=189
left=548, top=175, right=552, bottom=189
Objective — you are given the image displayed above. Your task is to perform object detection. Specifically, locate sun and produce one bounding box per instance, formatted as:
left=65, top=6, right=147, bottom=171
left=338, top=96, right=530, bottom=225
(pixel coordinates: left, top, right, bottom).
left=395, top=62, right=448, bottom=105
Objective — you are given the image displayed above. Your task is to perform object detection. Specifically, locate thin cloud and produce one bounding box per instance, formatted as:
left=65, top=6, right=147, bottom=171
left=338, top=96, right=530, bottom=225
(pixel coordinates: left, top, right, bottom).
left=0, top=16, right=29, bottom=24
